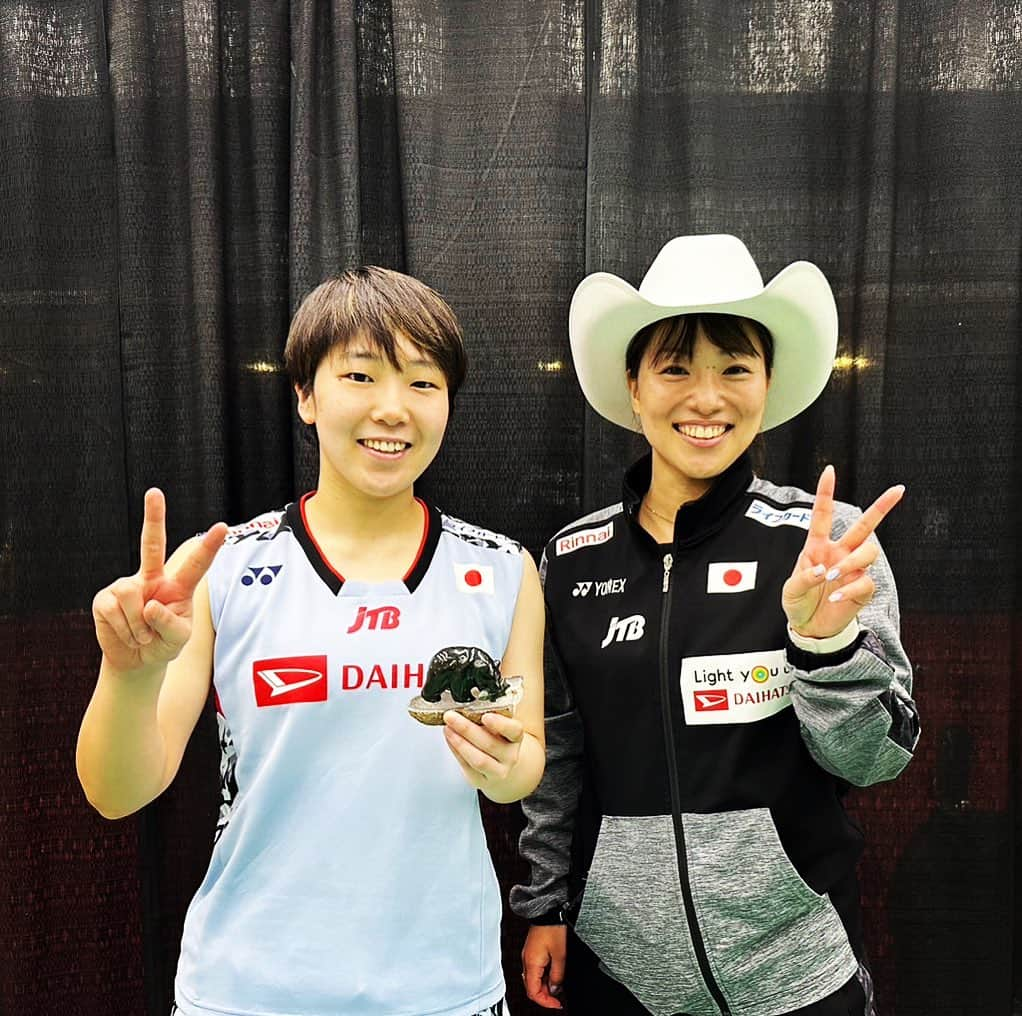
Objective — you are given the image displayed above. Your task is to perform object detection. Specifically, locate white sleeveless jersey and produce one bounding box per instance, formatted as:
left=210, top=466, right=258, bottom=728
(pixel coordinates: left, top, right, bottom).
left=174, top=496, right=524, bottom=1016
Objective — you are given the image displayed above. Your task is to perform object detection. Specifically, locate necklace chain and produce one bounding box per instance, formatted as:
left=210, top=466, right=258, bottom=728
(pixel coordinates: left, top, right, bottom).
left=642, top=500, right=676, bottom=525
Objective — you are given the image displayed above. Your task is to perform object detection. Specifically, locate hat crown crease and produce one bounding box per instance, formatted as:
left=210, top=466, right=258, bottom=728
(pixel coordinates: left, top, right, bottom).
left=638, top=236, right=764, bottom=306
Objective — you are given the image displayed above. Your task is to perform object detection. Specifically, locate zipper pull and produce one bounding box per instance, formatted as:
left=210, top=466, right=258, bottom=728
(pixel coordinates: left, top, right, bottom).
left=662, top=552, right=673, bottom=593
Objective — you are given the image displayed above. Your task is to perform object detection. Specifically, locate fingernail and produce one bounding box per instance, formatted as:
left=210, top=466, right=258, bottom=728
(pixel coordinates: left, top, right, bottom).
left=138, top=630, right=152, bottom=644
left=825, top=567, right=840, bottom=581
left=828, top=591, right=844, bottom=603
left=812, top=563, right=825, bottom=577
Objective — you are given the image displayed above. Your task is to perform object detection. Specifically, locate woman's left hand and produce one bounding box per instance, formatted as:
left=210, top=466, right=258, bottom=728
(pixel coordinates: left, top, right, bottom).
left=782, top=465, right=905, bottom=639
left=443, top=710, right=524, bottom=788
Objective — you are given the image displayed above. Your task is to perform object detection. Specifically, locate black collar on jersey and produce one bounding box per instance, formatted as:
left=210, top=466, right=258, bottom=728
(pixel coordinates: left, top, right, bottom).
left=622, top=451, right=754, bottom=548
left=285, top=495, right=443, bottom=596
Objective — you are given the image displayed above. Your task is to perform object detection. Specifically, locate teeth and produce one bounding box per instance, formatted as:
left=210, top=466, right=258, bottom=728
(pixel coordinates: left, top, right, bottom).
left=363, top=439, right=407, bottom=453
left=679, top=424, right=728, bottom=439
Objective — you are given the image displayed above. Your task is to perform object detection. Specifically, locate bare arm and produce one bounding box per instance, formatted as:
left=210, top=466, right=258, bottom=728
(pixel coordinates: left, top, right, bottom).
left=76, top=489, right=226, bottom=818
left=442, top=548, right=546, bottom=804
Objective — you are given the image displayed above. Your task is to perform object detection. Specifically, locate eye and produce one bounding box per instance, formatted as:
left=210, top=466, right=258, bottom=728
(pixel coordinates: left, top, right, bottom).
left=343, top=371, right=373, bottom=383
left=722, top=363, right=753, bottom=376
left=410, top=379, right=440, bottom=390
left=660, top=363, right=689, bottom=376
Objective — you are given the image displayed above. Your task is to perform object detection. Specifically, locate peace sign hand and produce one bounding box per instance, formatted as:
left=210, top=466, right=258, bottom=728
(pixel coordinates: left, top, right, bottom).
left=781, top=466, right=904, bottom=640
left=92, top=489, right=228, bottom=673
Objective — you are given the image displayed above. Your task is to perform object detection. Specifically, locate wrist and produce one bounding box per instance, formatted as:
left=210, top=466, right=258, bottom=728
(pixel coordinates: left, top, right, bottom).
left=787, top=618, right=860, bottom=654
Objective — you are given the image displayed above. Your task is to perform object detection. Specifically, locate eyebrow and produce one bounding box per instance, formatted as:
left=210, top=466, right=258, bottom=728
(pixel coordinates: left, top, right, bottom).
left=343, top=348, right=439, bottom=369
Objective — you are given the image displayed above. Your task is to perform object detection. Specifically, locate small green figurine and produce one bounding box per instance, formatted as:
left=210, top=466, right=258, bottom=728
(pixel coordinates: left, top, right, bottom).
left=421, top=646, right=507, bottom=703
left=408, top=646, right=523, bottom=726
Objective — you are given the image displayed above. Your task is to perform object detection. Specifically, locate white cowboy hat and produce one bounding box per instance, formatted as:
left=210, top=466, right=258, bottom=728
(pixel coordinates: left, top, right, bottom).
left=569, top=234, right=838, bottom=432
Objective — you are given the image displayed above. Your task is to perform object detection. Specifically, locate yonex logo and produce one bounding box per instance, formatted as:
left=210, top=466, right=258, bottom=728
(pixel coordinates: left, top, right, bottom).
left=252, top=655, right=328, bottom=707
left=573, top=578, right=626, bottom=598
left=241, top=565, right=282, bottom=586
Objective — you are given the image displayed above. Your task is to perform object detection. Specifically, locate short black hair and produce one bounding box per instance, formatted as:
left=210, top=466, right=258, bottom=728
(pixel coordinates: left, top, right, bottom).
left=284, top=267, right=467, bottom=404
left=625, top=313, right=774, bottom=378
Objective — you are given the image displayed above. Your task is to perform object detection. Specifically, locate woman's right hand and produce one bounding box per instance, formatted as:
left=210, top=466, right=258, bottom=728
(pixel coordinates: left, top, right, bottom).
left=522, top=924, right=567, bottom=1009
left=92, top=489, right=227, bottom=673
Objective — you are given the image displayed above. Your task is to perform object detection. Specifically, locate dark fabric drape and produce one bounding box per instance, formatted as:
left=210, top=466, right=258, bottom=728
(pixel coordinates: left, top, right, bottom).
left=1, top=2, right=1019, bottom=1014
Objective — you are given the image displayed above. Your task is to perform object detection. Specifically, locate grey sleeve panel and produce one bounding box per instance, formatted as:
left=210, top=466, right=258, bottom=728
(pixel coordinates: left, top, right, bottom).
left=509, top=708, right=584, bottom=918
left=788, top=504, right=919, bottom=787
left=510, top=547, right=585, bottom=918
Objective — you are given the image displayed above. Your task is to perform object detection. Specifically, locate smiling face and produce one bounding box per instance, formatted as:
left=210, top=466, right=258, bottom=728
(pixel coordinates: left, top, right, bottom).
left=627, top=315, right=771, bottom=502
left=296, top=333, right=450, bottom=503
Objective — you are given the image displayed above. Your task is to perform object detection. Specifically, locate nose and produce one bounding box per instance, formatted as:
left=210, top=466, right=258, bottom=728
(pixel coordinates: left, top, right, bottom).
left=687, top=369, right=726, bottom=414
left=369, top=378, right=410, bottom=426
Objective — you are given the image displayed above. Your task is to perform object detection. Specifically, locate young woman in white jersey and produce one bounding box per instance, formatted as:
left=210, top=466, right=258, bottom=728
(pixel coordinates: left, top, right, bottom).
left=78, top=267, right=545, bottom=1016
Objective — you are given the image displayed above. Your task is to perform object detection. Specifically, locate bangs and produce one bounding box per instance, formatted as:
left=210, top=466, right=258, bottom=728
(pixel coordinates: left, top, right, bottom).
left=627, top=313, right=774, bottom=376
left=285, top=267, right=466, bottom=397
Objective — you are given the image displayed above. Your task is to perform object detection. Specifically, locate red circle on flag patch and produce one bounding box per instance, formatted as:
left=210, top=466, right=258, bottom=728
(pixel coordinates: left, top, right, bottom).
left=464, top=569, right=483, bottom=587
left=723, top=568, right=743, bottom=586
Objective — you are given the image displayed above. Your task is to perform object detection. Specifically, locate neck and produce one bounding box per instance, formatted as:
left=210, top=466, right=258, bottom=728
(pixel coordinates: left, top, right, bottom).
left=304, top=475, right=422, bottom=543
left=644, top=457, right=713, bottom=521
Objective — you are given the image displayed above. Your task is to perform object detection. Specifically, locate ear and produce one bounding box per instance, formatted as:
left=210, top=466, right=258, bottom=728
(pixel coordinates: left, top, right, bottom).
left=295, top=383, right=316, bottom=425
left=627, top=370, right=641, bottom=417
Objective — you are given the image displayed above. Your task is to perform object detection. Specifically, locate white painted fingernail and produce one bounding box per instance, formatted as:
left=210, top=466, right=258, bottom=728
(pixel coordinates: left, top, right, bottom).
left=812, top=564, right=826, bottom=576
left=828, top=590, right=844, bottom=603
left=825, top=567, right=840, bottom=581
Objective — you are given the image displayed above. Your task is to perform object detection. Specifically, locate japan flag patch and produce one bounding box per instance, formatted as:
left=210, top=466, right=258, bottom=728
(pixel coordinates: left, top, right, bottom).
left=707, top=561, right=758, bottom=593
left=454, top=563, right=495, bottom=594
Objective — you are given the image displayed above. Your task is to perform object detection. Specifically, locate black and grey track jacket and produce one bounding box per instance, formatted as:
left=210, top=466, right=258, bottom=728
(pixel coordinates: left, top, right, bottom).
left=511, top=453, right=918, bottom=1016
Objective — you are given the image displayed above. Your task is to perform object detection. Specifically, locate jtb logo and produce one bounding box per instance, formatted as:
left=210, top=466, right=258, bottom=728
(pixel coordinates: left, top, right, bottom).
left=347, top=605, right=401, bottom=633
left=600, top=614, right=645, bottom=648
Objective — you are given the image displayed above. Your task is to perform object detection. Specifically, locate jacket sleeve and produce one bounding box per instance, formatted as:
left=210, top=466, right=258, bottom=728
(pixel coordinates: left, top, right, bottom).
left=509, top=550, right=584, bottom=923
left=787, top=504, right=919, bottom=787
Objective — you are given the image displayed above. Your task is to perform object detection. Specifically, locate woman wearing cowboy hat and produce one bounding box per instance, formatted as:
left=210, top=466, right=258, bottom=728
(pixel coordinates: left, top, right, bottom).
left=511, top=235, right=919, bottom=1016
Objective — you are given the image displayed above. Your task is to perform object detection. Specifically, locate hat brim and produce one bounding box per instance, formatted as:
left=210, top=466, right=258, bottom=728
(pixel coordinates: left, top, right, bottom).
left=569, top=261, right=838, bottom=432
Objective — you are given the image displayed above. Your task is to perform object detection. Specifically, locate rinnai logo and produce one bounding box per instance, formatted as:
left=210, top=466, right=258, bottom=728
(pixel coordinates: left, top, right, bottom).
left=746, top=500, right=813, bottom=530
left=454, top=563, right=494, bottom=594
left=694, top=690, right=729, bottom=712
left=706, top=562, right=758, bottom=593
left=347, top=605, right=401, bottom=633
left=556, top=520, right=614, bottom=556
left=600, top=614, right=645, bottom=648
left=253, top=655, right=328, bottom=706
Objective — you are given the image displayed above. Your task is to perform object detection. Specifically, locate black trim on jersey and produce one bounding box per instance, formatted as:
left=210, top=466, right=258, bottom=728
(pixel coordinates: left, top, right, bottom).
left=285, top=496, right=443, bottom=596
left=287, top=499, right=344, bottom=594
left=621, top=451, right=754, bottom=544
left=404, top=501, right=443, bottom=593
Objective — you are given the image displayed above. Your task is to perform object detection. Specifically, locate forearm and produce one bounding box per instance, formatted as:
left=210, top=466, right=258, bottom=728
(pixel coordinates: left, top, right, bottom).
left=76, top=659, right=171, bottom=819
left=479, top=731, right=545, bottom=804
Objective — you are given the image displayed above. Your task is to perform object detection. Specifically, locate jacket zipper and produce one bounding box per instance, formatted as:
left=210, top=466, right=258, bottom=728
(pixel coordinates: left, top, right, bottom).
left=658, top=551, right=732, bottom=1016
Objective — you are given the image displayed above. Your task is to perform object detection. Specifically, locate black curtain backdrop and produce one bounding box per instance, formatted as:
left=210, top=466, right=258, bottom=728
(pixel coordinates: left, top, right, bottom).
left=1, top=2, right=1019, bottom=1014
